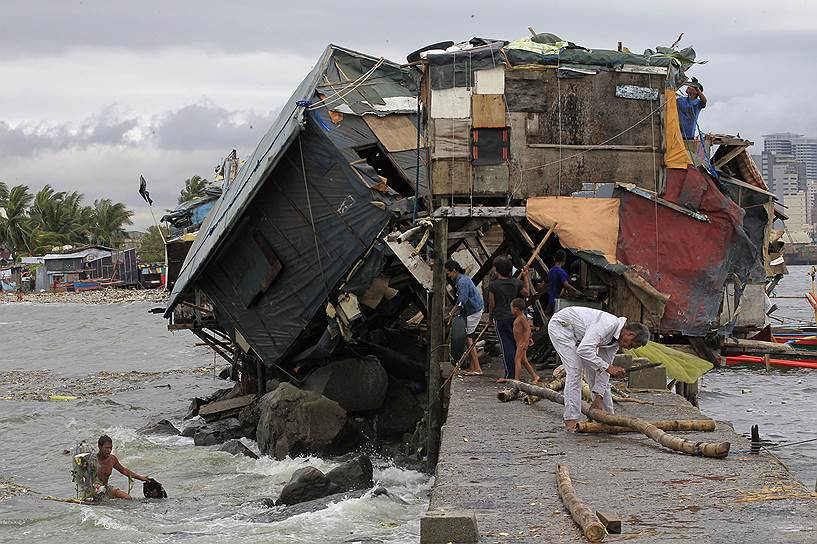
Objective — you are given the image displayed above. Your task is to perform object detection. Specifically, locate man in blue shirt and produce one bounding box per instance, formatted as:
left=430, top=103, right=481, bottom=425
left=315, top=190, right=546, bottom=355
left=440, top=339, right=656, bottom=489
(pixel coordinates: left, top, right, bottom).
left=547, top=249, right=581, bottom=314
left=677, top=78, right=707, bottom=140
left=446, top=259, right=485, bottom=375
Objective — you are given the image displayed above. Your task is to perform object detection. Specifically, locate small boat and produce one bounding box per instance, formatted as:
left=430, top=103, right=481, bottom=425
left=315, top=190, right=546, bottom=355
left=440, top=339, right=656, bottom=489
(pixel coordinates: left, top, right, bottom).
left=723, top=354, right=817, bottom=369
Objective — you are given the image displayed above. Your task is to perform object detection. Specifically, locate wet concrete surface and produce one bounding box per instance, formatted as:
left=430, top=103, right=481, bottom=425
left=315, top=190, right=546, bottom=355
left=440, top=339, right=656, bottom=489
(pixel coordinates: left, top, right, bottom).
left=429, top=360, right=816, bottom=543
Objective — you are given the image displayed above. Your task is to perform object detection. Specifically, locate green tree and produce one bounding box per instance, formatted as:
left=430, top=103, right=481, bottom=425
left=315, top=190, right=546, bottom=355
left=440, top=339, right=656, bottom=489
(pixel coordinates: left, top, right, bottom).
left=90, top=199, right=134, bottom=248
left=28, top=185, right=92, bottom=248
left=178, top=175, right=208, bottom=204
left=138, top=225, right=169, bottom=262
left=0, top=185, right=34, bottom=256
left=0, top=181, right=8, bottom=207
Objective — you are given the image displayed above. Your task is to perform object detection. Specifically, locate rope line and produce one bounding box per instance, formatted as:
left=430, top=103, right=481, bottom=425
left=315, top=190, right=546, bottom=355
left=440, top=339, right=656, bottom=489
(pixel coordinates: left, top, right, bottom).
left=306, top=58, right=386, bottom=111
left=297, top=133, right=331, bottom=303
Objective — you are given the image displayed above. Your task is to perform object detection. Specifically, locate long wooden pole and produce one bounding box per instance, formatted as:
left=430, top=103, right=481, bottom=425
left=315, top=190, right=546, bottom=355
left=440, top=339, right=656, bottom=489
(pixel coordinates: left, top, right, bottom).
left=556, top=464, right=606, bottom=542
left=577, top=419, right=716, bottom=434
left=506, top=380, right=731, bottom=459
left=523, top=223, right=556, bottom=271
left=427, top=216, right=448, bottom=472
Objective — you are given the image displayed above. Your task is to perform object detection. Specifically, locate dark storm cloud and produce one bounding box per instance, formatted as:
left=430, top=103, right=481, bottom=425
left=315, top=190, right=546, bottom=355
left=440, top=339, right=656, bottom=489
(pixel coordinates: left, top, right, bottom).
left=0, top=102, right=277, bottom=157
left=151, top=102, right=278, bottom=151
left=0, top=112, right=137, bottom=156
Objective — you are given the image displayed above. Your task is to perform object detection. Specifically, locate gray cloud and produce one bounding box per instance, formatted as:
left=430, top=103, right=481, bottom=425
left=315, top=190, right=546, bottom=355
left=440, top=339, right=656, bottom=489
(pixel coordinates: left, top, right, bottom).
left=0, top=102, right=277, bottom=157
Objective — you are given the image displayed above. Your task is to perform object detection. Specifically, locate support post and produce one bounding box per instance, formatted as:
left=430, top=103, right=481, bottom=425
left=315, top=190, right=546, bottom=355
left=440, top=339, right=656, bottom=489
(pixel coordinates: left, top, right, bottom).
left=427, top=216, right=449, bottom=472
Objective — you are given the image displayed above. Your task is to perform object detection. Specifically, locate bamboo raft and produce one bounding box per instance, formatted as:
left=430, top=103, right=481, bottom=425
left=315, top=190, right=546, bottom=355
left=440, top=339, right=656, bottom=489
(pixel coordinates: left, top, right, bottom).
left=502, top=380, right=731, bottom=458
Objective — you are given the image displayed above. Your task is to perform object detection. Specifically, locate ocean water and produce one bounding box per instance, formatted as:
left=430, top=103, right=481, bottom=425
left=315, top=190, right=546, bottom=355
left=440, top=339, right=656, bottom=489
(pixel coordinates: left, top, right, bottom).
left=0, top=302, right=429, bottom=543
left=700, top=264, right=817, bottom=487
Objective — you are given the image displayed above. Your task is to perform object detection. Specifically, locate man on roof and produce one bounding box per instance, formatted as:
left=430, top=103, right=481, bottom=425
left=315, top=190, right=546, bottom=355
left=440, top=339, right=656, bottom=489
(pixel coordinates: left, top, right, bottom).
left=677, top=77, right=707, bottom=140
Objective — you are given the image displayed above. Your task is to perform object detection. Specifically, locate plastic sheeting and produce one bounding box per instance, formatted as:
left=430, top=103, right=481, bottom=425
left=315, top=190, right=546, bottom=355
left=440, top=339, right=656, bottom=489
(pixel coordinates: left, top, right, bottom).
left=616, top=167, right=758, bottom=335
left=664, top=89, right=693, bottom=169
left=625, top=342, right=713, bottom=383
left=526, top=197, right=620, bottom=263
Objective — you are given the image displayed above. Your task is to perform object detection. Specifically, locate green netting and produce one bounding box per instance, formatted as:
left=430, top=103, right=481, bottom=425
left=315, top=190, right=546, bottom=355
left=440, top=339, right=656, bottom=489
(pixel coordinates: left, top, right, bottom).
left=624, top=342, right=713, bottom=383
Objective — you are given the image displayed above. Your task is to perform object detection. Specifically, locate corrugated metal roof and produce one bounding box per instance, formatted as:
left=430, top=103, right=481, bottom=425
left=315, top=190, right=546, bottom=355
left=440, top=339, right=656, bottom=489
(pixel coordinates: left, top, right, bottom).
left=165, top=45, right=414, bottom=316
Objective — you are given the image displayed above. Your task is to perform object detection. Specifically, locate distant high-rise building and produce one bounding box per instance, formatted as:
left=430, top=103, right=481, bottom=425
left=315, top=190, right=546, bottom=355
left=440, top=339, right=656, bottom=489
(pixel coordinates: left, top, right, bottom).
left=762, top=133, right=817, bottom=184
left=763, top=152, right=807, bottom=199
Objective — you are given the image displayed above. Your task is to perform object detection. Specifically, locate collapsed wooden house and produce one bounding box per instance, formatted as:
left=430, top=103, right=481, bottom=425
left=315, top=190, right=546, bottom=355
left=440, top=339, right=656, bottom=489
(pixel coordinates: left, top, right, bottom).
left=164, top=34, right=775, bottom=400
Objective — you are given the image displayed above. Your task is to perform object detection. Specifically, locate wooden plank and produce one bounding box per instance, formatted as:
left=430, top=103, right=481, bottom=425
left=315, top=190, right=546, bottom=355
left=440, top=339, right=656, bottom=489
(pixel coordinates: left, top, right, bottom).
left=385, top=239, right=434, bottom=290
left=712, top=145, right=747, bottom=168
left=363, top=114, right=421, bottom=153
left=198, top=394, right=256, bottom=421
left=528, top=143, right=656, bottom=151
left=431, top=159, right=471, bottom=195
left=596, top=511, right=622, bottom=534
left=433, top=206, right=526, bottom=218
left=471, top=94, right=506, bottom=128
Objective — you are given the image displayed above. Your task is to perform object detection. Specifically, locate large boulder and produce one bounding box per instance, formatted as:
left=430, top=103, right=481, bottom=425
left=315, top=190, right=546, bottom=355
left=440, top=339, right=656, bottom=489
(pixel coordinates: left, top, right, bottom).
left=137, top=419, right=181, bottom=436
left=185, top=384, right=241, bottom=419
left=374, top=379, right=423, bottom=440
left=193, top=417, right=243, bottom=446
left=218, top=439, right=259, bottom=459
left=302, top=356, right=388, bottom=413
left=256, top=383, right=347, bottom=459
left=326, top=455, right=373, bottom=492
left=238, top=399, right=261, bottom=440
left=276, top=467, right=341, bottom=506
left=181, top=418, right=206, bottom=438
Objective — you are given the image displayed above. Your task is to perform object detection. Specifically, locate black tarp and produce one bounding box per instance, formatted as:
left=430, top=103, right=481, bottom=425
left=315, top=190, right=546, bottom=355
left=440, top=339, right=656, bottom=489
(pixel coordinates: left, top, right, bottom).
left=197, top=114, right=395, bottom=367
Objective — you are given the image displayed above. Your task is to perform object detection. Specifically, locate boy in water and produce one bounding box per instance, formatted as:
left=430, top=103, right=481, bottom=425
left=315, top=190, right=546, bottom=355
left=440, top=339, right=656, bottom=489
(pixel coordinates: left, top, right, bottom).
left=511, top=298, right=540, bottom=383
left=95, top=435, right=151, bottom=500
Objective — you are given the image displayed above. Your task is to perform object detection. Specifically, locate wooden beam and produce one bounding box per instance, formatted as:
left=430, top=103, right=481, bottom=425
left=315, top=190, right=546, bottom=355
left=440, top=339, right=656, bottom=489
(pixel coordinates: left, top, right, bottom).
left=427, top=216, right=449, bottom=472
left=713, top=145, right=748, bottom=168
left=596, top=511, right=622, bottom=535
left=433, top=206, right=527, bottom=218
left=471, top=239, right=509, bottom=287
left=528, top=143, right=656, bottom=151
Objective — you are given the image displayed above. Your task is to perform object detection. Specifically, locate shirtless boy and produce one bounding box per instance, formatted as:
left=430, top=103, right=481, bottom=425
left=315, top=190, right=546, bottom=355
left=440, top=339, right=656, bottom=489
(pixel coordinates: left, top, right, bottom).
left=511, top=298, right=540, bottom=383
left=96, top=435, right=151, bottom=500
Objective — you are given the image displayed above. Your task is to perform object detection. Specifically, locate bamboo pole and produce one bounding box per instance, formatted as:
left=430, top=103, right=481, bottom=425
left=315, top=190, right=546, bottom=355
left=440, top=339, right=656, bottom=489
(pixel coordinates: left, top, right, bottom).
left=556, top=464, right=606, bottom=542
left=507, top=380, right=731, bottom=459
left=577, top=419, right=716, bottom=434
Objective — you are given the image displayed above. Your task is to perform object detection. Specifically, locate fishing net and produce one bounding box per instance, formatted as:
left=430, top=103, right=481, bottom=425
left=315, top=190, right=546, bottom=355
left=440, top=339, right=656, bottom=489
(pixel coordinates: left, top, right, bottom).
left=624, top=342, right=713, bottom=383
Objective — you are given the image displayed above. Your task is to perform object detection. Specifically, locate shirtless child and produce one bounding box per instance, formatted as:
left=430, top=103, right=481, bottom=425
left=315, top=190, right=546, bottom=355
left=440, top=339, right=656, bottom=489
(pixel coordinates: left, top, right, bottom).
left=511, top=298, right=540, bottom=383
left=95, top=435, right=151, bottom=500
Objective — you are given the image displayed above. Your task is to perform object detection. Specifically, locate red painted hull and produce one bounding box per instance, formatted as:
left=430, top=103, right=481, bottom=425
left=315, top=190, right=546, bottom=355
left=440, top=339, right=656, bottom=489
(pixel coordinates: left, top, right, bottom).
left=723, top=355, right=817, bottom=369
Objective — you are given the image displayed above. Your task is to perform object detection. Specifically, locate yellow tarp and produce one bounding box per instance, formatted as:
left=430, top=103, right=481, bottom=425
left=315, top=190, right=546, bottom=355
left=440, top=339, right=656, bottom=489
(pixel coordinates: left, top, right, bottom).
left=625, top=342, right=713, bottom=383
left=664, top=89, right=693, bottom=169
left=526, top=197, right=619, bottom=263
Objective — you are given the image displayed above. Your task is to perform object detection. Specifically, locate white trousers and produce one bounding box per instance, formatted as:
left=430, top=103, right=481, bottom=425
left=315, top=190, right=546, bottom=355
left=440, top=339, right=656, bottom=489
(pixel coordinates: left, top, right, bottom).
left=548, top=319, right=614, bottom=421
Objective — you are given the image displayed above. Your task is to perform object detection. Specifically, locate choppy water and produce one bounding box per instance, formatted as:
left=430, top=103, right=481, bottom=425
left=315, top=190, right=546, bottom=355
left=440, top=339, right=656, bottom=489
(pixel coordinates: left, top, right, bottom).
left=0, top=302, right=429, bottom=543
left=701, top=264, right=817, bottom=488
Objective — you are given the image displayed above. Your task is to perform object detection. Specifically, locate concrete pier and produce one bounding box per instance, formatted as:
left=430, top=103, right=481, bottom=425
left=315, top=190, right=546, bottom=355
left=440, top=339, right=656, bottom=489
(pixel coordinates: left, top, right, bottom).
left=423, top=362, right=815, bottom=543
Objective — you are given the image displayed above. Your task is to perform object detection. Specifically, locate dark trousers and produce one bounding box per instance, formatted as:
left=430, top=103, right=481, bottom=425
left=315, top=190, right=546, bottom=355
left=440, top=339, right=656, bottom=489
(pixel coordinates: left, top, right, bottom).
left=495, top=317, right=517, bottom=379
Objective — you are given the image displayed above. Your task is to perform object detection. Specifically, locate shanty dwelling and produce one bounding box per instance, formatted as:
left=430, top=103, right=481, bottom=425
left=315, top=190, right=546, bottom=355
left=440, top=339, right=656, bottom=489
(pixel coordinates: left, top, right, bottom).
left=39, top=245, right=139, bottom=291
left=163, top=35, right=774, bottom=468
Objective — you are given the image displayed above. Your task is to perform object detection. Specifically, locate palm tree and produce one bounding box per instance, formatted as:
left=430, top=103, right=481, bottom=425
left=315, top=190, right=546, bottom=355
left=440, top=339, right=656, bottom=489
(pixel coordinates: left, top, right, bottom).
left=0, top=185, right=34, bottom=256
left=178, top=175, right=208, bottom=204
left=0, top=181, right=8, bottom=207
left=29, top=185, right=92, bottom=246
left=90, top=199, right=134, bottom=248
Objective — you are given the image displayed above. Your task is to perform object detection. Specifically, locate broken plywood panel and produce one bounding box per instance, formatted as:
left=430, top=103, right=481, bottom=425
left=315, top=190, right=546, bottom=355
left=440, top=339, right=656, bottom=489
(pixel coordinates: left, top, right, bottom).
left=359, top=275, right=390, bottom=309
left=430, top=86, right=471, bottom=119
left=363, top=114, right=420, bottom=153
left=431, top=118, right=471, bottom=159
left=472, top=94, right=507, bottom=128
left=475, top=67, right=505, bottom=94
left=199, top=394, right=256, bottom=422
left=473, top=163, right=510, bottom=194
left=385, top=239, right=434, bottom=290
left=431, top=159, right=471, bottom=196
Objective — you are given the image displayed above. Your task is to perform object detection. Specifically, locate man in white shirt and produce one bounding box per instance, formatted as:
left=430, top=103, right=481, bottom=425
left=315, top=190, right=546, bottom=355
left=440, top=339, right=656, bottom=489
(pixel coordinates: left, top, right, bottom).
left=547, top=307, right=650, bottom=432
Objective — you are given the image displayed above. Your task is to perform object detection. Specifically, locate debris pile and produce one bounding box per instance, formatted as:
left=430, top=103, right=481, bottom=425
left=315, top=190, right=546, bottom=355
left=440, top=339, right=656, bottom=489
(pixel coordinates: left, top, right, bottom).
left=2, top=288, right=167, bottom=305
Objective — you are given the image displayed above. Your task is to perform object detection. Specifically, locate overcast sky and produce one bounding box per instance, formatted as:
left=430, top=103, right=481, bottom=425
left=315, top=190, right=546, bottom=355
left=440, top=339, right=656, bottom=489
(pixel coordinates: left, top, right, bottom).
left=2, top=1, right=815, bottom=229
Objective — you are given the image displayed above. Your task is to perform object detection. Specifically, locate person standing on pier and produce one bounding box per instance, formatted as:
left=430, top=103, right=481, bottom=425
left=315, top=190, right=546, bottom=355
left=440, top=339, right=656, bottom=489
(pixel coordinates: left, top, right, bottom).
left=446, top=259, right=485, bottom=375
left=547, top=307, right=650, bottom=432
left=488, top=257, right=528, bottom=381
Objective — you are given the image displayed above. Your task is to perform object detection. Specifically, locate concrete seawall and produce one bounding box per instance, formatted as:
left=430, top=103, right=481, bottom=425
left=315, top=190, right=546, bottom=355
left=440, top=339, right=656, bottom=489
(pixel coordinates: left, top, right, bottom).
left=422, top=363, right=815, bottom=543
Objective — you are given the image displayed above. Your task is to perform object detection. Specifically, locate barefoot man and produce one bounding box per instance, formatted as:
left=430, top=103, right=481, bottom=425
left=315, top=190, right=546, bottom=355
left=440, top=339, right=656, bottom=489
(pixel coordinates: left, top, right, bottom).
left=95, top=435, right=151, bottom=500
left=547, top=307, right=650, bottom=432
